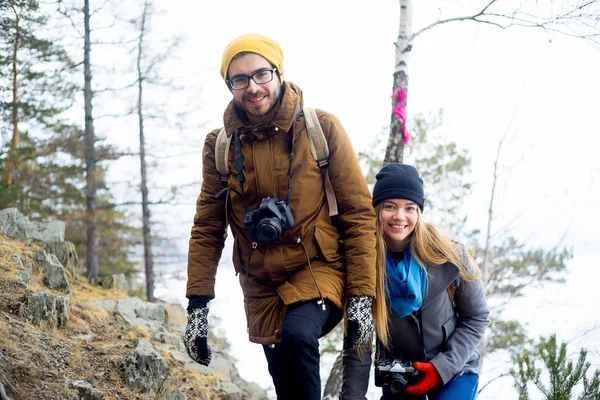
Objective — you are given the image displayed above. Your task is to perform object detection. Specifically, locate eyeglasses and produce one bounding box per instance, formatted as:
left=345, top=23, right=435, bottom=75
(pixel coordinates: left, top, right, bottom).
left=227, top=68, right=277, bottom=90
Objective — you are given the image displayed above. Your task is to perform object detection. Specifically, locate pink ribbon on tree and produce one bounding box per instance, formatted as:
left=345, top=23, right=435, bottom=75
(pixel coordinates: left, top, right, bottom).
left=391, top=87, right=410, bottom=145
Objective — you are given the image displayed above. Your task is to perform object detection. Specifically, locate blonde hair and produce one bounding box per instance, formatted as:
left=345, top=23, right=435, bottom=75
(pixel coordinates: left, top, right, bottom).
left=374, top=204, right=481, bottom=348
left=373, top=214, right=389, bottom=346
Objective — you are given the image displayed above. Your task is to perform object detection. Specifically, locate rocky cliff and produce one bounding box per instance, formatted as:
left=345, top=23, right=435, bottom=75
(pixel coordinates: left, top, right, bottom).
left=0, top=208, right=268, bottom=400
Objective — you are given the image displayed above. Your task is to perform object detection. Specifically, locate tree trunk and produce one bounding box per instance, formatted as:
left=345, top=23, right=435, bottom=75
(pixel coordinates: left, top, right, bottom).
left=2, top=2, right=20, bottom=187
left=322, top=352, right=343, bottom=400
left=478, top=134, right=506, bottom=378
left=384, top=0, right=413, bottom=164
left=0, top=383, right=11, bottom=400
left=83, top=0, right=99, bottom=278
left=137, top=0, right=155, bottom=302
left=324, top=1, right=414, bottom=395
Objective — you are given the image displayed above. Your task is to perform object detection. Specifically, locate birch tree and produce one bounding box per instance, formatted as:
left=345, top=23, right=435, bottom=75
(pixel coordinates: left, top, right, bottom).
left=385, top=0, right=600, bottom=164
left=384, top=0, right=412, bottom=164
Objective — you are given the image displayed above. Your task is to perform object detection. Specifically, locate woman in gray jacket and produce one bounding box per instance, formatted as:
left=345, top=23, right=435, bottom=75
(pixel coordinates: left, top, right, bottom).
left=341, top=163, right=490, bottom=400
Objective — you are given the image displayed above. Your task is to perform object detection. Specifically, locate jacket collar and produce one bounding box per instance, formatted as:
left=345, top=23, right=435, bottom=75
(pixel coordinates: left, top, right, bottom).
left=222, top=81, right=303, bottom=140
left=421, top=261, right=460, bottom=310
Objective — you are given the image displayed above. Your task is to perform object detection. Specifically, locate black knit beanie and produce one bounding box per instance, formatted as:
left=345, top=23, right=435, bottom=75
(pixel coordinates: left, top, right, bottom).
left=372, top=163, right=425, bottom=211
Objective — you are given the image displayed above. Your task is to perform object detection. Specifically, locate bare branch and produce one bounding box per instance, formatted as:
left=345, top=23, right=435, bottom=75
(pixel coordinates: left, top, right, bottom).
left=56, top=2, right=84, bottom=37
left=413, top=0, right=503, bottom=38
left=146, top=151, right=203, bottom=160
left=98, top=199, right=174, bottom=209
left=412, top=1, right=600, bottom=46
left=94, top=81, right=138, bottom=93
left=92, top=39, right=138, bottom=46
left=480, top=0, right=499, bottom=14
left=89, top=0, right=112, bottom=18
left=477, top=372, right=511, bottom=395
left=568, top=324, right=600, bottom=346
left=94, top=111, right=134, bottom=119
left=112, top=151, right=139, bottom=157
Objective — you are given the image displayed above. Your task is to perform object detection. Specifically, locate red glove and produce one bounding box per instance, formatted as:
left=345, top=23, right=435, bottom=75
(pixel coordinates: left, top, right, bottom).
left=405, top=361, right=442, bottom=395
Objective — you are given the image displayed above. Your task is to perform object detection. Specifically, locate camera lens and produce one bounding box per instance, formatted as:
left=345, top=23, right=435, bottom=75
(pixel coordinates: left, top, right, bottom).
left=257, top=218, right=282, bottom=242
left=389, top=373, right=408, bottom=395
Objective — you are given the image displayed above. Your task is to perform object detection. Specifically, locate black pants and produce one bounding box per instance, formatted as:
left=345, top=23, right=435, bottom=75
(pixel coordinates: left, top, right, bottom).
left=340, top=345, right=372, bottom=400
left=263, top=300, right=334, bottom=400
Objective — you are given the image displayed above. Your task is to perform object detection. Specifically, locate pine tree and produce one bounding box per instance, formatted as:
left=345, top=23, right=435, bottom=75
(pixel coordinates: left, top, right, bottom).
left=0, top=0, right=77, bottom=209
left=0, top=1, right=140, bottom=279
left=38, top=123, right=139, bottom=277
left=511, top=334, right=600, bottom=400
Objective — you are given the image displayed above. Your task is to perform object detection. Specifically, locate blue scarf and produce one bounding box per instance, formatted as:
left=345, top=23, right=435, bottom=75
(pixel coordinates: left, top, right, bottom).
left=385, top=249, right=427, bottom=318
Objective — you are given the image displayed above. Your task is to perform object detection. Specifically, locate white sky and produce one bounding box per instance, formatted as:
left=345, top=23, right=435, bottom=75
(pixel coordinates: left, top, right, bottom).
left=135, top=0, right=600, bottom=398
left=142, top=0, right=600, bottom=254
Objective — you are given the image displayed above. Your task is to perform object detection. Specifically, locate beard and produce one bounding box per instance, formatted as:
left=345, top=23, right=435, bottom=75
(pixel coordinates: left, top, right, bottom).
left=234, top=83, right=282, bottom=120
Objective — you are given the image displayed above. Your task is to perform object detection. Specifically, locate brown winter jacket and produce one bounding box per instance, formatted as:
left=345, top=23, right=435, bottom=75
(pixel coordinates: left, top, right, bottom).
left=186, top=82, right=376, bottom=344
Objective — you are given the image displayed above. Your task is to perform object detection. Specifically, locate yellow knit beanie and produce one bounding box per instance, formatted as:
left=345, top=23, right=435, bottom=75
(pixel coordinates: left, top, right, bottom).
left=220, top=33, right=284, bottom=83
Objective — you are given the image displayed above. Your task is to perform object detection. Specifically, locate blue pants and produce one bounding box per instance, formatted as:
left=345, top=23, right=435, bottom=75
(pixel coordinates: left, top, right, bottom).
left=381, top=373, right=479, bottom=399
left=433, top=373, right=479, bottom=400
left=262, top=300, right=334, bottom=400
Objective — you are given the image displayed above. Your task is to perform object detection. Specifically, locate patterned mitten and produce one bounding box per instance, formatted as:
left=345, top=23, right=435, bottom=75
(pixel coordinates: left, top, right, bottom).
left=343, top=296, right=374, bottom=350
left=183, top=306, right=212, bottom=366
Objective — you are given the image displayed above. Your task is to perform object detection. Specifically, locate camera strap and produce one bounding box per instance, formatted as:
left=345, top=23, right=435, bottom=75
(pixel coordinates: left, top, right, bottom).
left=284, top=106, right=302, bottom=205
left=233, top=117, right=297, bottom=211
left=233, top=129, right=250, bottom=214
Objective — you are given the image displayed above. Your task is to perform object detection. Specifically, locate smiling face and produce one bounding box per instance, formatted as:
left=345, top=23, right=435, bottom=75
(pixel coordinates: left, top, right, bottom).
left=227, top=52, right=282, bottom=125
left=379, top=198, right=419, bottom=252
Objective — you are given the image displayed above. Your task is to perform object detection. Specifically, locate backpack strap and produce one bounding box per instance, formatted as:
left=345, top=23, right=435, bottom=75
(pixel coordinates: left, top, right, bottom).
left=303, top=107, right=338, bottom=217
left=213, top=109, right=339, bottom=217
left=215, top=127, right=232, bottom=185
left=447, top=284, right=456, bottom=309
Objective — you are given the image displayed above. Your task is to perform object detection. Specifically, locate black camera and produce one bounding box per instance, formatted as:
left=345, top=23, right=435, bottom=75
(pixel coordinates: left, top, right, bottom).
left=374, top=359, right=422, bottom=395
left=244, top=197, right=294, bottom=242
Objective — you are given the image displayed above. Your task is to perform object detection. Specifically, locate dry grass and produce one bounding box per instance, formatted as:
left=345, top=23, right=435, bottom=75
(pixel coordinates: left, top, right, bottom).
left=70, top=274, right=129, bottom=301
left=0, top=237, right=233, bottom=400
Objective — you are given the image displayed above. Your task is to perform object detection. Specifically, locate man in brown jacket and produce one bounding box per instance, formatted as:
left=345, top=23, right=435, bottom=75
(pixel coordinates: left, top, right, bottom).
left=183, top=33, right=377, bottom=400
